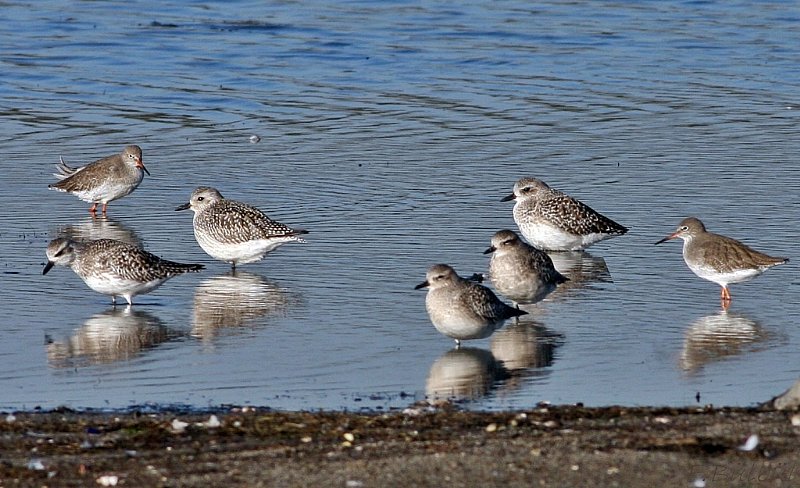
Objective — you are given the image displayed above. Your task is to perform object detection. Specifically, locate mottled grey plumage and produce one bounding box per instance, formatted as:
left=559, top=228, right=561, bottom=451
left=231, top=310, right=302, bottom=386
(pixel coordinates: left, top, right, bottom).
left=176, top=187, right=308, bottom=269
left=43, top=238, right=203, bottom=305
left=415, top=264, right=527, bottom=346
left=49, top=145, right=149, bottom=214
left=655, top=217, right=787, bottom=302
left=502, top=177, right=627, bottom=251
left=484, top=229, right=568, bottom=305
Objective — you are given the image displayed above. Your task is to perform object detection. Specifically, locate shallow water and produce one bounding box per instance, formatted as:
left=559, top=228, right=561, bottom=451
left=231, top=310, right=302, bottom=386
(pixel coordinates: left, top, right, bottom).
left=1, top=0, right=799, bottom=411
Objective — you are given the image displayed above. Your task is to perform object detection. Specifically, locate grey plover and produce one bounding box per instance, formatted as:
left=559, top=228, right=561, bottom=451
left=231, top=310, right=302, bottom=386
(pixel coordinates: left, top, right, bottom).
left=655, top=217, right=787, bottom=303
left=43, top=238, right=203, bottom=305
left=415, top=264, right=527, bottom=346
left=176, top=187, right=308, bottom=270
left=484, top=229, right=568, bottom=305
left=49, top=145, right=149, bottom=215
left=501, top=177, right=627, bottom=251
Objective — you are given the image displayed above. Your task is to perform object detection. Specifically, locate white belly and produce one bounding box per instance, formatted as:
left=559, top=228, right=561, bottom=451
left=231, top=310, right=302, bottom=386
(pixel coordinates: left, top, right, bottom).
left=687, top=262, right=762, bottom=287
left=83, top=274, right=166, bottom=298
left=196, top=232, right=292, bottom=265
left=431, top=315, right=499, bottom=341
left=519, top=222, right=608, bottom=251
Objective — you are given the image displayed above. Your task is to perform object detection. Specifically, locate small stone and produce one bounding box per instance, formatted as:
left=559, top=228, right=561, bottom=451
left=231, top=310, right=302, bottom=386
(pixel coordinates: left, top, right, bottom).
left=791, top=414, right=800, bottom=426
left=6, top=414, right=16, bottom=423
left=653, top=417, right=670, bottom=424
left=301, top=436, right=312, bottom=443
left=27, top=459, right=45, bottom=471
left=607, top=467, right=619, bottom=475
left=171, top=419, right=188, bottom=433
left=96, top=475, right=119, bottom=486
left=693, top=478, right=706, bottom=487
left=738, top=434, right=759, bottom=452
left=343, top=432, right=355, bottom=442
left=204, top=415, right=221, bottom=428
left=530, top=448, right=542, bottom=457
left=571, top=465, right=579, bottom=471
left=346, top=481, right=363, bottom=488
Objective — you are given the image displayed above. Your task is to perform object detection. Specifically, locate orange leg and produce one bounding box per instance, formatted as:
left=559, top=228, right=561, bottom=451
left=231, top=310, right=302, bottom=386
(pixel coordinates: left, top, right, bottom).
left=101, top=203, right=108, bottom=214
left=89, top=203, right=98, bottom=214
left=720, top=286, right=732, bottom=302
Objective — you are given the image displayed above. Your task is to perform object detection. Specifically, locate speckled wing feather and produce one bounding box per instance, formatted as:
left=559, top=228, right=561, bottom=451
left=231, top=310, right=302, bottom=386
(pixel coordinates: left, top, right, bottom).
left=539, top=191, right=627, bottom=236
left=83, top=240, right=203, bottom=281
left=462, top=281, right=519, bottom=321
left=521, top=247, right=568, bottom=284
left=198, top=201, right=302, bottom=244
left=699, top=233, right=787, bottom=273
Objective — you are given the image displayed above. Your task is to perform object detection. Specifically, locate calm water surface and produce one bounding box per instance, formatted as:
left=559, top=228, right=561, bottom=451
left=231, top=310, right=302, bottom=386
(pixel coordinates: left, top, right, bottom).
left=1, top=0, right=799, bottom=411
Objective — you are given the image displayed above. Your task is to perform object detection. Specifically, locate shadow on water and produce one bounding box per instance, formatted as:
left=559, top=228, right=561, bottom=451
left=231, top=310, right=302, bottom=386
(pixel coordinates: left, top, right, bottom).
left=46, top=307, right=181, bottom=368
left=191, top=271, right=301, bottom=342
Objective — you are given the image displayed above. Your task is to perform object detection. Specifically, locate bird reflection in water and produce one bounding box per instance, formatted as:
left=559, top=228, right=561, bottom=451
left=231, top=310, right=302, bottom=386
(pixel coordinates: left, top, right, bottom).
left=191, top=271, right=298, bottom=341
left=490, top=319, right=563, bottom=372
left=426, top=320, right=564, bottom=402
left=46, top=307, right=178, bottom=368
left=54, top=216, right=144, bottom=248
left=545, top=251, right=612, bottom=299
left=680, top=309, right=774, bottom=374
left=425, top=347, right=509, bottom=402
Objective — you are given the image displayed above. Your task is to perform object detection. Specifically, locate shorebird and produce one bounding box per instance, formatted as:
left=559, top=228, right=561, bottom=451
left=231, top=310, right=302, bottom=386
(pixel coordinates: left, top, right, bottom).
left=49, top=145, right=149, bottom=215
left=484, top=229, right=568, bottom=305
left=415, top=264, right=527, bottom=346
left=176, top=187, right=308, bottom=270
left=655, top=217, right=787, bottom=302
left=501, top=177, right=627, bottom=251
left=43, top=238, right=203, bottom=305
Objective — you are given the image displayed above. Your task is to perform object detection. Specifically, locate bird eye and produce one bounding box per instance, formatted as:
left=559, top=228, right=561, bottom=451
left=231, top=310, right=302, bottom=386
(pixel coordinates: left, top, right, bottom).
left=681, top=226, right=688, bottom=231
left=197, top=196, right=205, bottom=202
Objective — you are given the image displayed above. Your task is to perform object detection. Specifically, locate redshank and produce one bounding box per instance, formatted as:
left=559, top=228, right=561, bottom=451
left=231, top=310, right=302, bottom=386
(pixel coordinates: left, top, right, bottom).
left=49, top=145, right=149, bottom=215
left=415, top=264, right=527, bottom=347
left=175, top=187, right=308, bottom=270
left=655, top=217, right=788, bottom=302
left=43, top=238, right=204, bottom=305
left=501, top=177, right=628, bottom=251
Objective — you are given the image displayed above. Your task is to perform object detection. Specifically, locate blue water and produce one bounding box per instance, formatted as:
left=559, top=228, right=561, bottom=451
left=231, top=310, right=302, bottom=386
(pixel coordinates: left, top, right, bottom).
left=1, top=0, right=799, bottom=411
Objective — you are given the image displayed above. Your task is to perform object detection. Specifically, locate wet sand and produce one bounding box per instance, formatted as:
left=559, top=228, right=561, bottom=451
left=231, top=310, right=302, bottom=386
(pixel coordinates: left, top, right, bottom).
left=3, top=404, right=799, bottom=487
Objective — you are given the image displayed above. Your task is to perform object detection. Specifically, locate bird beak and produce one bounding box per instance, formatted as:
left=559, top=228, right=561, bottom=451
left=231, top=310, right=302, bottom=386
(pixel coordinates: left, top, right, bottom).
left=175, top=202, right=190, bottom=211
left=136, top=159, right=151, bottom=176
left=483, top=246, right=496, bottom=255
left=654, top=232, right=679, bottom=245
left=43, top=261, right=55, bottom=275
left=500, top=193, right=516, bottom=202
left=414, top=280, right=429, bottom=290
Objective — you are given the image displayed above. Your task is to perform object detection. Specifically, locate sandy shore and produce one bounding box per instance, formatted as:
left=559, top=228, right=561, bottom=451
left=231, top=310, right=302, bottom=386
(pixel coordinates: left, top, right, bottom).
left=2, top=404, right=799, bottom=487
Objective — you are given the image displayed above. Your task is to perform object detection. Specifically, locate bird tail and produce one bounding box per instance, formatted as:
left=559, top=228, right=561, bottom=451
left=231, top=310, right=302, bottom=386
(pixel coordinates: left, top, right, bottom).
left=163, top=262, right=205, bottom=275
left=510, top=307, right=528, bottom=318
left=52, top=156, right=85, bottom=180
left=288, top=228, right=310, bottom=243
